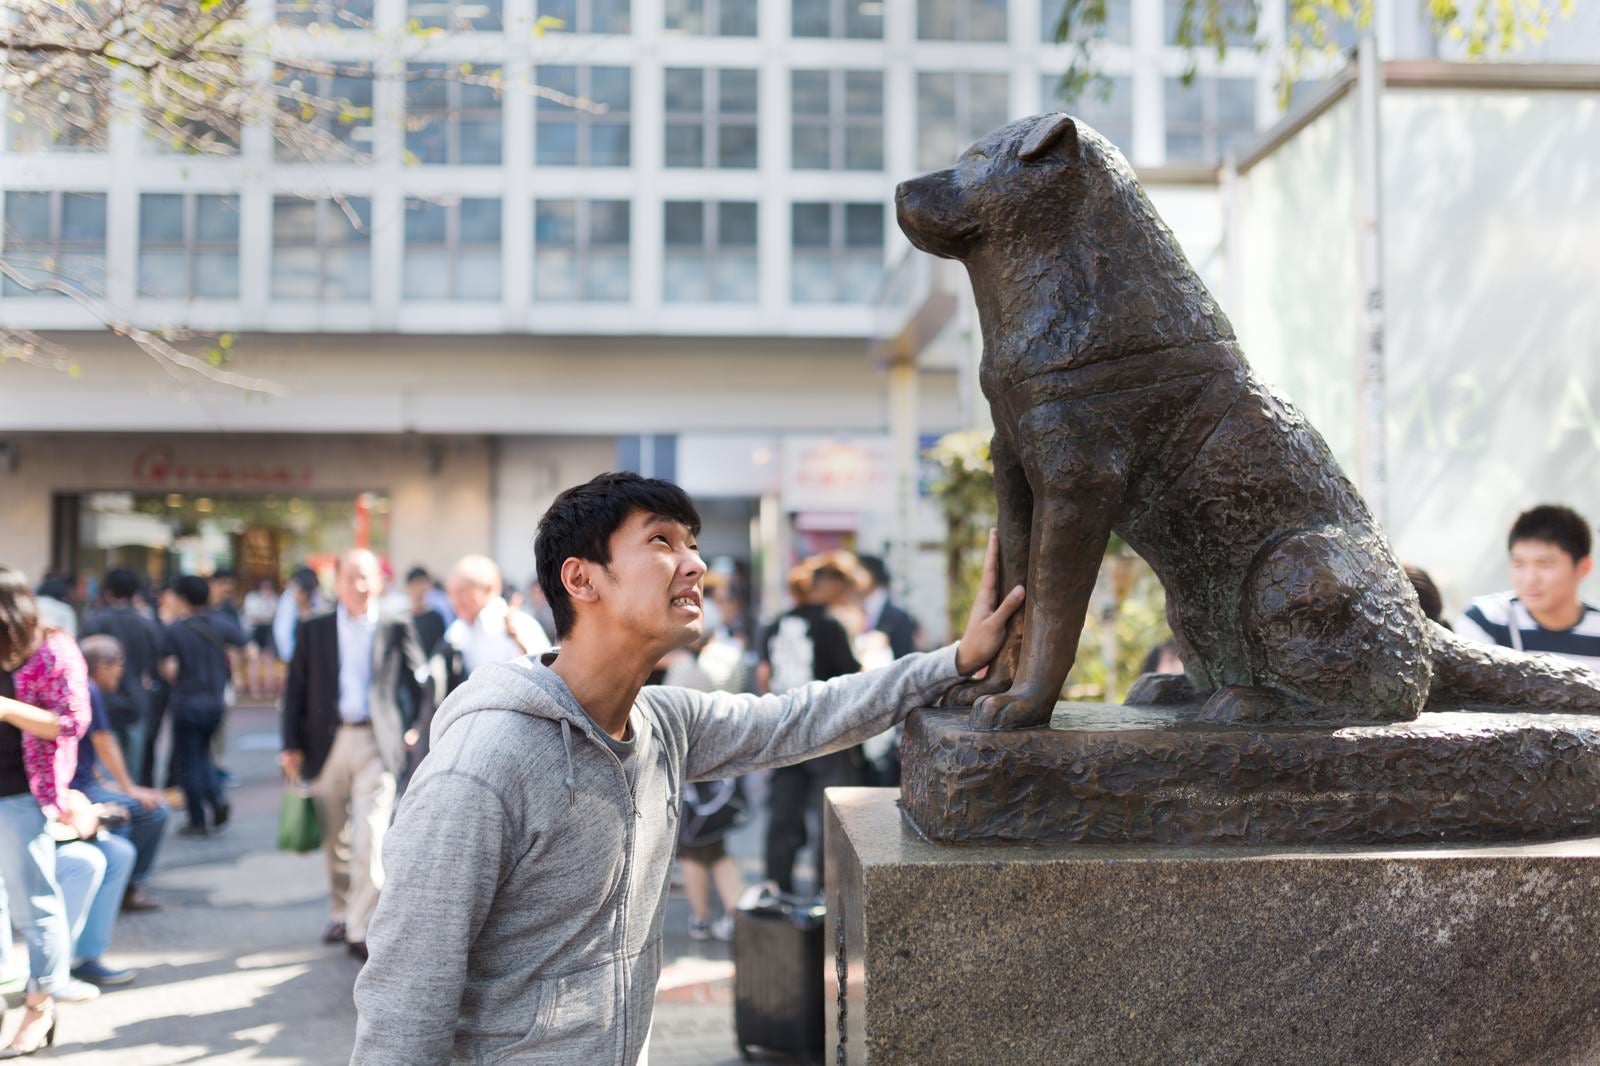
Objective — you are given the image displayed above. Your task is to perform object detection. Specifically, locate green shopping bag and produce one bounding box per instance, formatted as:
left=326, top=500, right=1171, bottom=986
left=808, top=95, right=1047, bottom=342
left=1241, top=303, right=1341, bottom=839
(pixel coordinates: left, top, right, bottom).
left=277, top=788, right=322, bottom=853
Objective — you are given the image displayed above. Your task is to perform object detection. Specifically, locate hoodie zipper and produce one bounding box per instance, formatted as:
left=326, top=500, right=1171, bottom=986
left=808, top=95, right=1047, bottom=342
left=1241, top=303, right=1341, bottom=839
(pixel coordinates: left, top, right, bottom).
left=590, top=730, right=638, bottom=1066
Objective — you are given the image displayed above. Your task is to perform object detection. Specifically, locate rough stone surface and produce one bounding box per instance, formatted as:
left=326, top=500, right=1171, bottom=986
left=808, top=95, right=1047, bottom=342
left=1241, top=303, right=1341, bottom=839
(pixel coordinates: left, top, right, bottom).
left=894, top=114, right=1600, bottom=731
left=900, top=704, right=1600, bottom=845
left=825, top=788, right=1600, bottom=1066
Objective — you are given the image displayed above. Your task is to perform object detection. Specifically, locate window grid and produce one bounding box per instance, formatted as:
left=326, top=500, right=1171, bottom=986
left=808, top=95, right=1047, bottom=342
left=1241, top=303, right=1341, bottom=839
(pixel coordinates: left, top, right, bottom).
left=536, top=0, right=630, bottom=33
left=1, top=191, right=107, bottom=299
left=1164, top=76, right=1256, bottom=162
left=138, top=193, right=241, bottom=300
left=664, top=0, right=757, bottom=35
left=403, top=197, right=503, bottom=301
left=662, top=200, right=758, bottom=303
left=918, top=0, right=1008, bottom=41
left=272, top=196, right=373, bottom=302
left=1041, top=0, right=1131, bottom=43
left=791, top=70, right=884, bottom=171
left=535, top=65, right=632, bottom=166
left=1163, top=0, right=1256, bottom=45
left=408, top=0, right=503, bottom=31
left=791, top=201, right=883, bottom=304
left=534, top=199, right=631, bottom=302
left=276, top=0, right=374, bottom=27
left=405, top=64, right=504, bottom=166
left=791, top=0, right=884, bottom=37
left=663, top=67, right=758, bottom=169
left=916, top=71, right=1010, bottom=171
left=275, top=64, right=376, bottom=163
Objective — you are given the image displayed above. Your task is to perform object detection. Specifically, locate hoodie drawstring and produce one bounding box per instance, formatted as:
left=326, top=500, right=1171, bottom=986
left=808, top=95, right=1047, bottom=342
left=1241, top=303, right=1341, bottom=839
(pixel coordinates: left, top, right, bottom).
left=560, top=718, right=577, bottom=807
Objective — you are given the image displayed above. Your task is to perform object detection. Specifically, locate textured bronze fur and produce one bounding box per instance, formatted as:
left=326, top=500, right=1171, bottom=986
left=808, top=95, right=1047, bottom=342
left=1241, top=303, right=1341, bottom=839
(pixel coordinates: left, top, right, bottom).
left=896, top=114, right=1600, bottom=731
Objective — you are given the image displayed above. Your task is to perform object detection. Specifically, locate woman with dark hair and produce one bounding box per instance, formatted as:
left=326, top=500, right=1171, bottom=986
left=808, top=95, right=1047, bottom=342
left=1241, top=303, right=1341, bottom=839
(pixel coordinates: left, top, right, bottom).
left=0, top=566, right=102, bottom=1056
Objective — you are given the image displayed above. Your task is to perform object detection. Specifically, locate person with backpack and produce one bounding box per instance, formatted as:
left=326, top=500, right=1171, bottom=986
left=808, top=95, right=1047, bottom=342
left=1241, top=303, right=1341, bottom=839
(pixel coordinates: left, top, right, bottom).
left=157, top=576, right=247, bottom=838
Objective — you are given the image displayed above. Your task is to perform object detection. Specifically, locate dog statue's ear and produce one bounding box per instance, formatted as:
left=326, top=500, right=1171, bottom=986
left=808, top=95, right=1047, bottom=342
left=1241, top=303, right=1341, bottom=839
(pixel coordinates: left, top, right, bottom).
left=1019, top=113, right=1079, bottom=164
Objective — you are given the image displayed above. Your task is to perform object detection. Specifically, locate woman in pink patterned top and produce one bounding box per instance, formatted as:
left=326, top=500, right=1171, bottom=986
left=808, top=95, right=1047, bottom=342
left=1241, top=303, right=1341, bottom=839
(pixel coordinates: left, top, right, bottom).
left=0, top=567, right=103, bottom=1057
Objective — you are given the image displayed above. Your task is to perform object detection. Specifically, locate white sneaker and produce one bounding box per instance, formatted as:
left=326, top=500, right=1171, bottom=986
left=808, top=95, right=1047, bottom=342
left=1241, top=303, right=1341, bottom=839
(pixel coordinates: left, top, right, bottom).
left=54, top=977, right=100, bottom=1003
left=711, top=915, right=734, bottom=942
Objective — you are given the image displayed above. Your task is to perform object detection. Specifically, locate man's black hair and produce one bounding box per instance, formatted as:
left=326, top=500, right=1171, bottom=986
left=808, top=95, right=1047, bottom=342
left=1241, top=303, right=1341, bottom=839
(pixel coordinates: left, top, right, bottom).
left=1508, top=504, right=1592, bottom=563
left=405, top=566, right=431, bottom=584
left=36, top=576, right=73, bottom=603
left=104, top=568, right=141, bottom=601
left=535, top=472, right=702, bottom=639
left=291, top=566, right=319, bottom=594
left=858, top=554, right=890, bottom=590
left=212, top=568, right=237, bottom=581
left=175, top=575, right=212, bottom=608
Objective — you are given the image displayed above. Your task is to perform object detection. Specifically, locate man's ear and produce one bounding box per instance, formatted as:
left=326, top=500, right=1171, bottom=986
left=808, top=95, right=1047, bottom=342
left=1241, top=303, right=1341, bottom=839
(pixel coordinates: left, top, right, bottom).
left=1579, top=556, right=1594, bottom=582
left=560, top=558, right=601, bottom=607
left=1019, top=113, right=1079, bottom=164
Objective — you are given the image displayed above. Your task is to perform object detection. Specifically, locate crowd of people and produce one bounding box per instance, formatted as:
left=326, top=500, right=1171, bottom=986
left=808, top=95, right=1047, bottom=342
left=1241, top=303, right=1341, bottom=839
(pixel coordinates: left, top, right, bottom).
left=0, top=494, right=1592, bottom=1057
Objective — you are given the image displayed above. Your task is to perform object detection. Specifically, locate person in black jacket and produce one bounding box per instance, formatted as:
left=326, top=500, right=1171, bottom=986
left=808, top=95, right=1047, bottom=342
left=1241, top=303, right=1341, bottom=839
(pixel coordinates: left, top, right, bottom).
left=82, top=568, right=165, bottom=788
left=158, top=576, right=247, bottom=837
left=278, top=549, right=431, bottom=960
left=857, top=555, right=921, bottom=660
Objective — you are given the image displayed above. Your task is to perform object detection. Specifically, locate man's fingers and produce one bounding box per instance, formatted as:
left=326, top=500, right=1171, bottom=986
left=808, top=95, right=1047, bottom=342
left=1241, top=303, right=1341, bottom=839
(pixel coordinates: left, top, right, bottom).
left=990, top=585, right=1025, bottom=627
left=975, top=529, right=1000, bottom=611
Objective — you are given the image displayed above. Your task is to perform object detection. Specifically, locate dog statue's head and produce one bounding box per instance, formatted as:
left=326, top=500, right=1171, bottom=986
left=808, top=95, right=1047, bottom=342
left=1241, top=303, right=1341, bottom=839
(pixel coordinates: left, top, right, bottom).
left=896, top=113, right=1126, bottom=263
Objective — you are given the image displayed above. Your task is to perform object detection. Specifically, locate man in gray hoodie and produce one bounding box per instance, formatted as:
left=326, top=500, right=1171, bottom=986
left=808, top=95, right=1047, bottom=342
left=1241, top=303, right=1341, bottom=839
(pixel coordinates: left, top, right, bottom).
left=351, top=472, right=1024, bottom=1066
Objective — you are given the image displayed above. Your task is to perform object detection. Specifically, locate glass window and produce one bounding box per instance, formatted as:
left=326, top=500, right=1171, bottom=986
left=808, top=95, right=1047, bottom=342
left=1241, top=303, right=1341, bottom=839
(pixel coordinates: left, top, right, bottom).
left=793, top=0, right=883, bottom=36
left=406, top=64, right=503, bottom=165
left=1040, top=73, right=1133, bottom=157
left=537, top=0, right=629, bottom=31
left=403, top=197, right=502, bottom=301
left=664, top=68, right=758, bottom=169
left=916, top=72, right=1010, bottom=171
left=277, top=0, right=375, bottom=27
left=275, top=65, right=375, bottom=163
left=664, top=0, right=756, bottom=35
left=1163, top=0, right=1254, bottom=45
left=2, top=191, right=106, bottom=299
left=918, top=0, right=1007, bottom=41
left=535, top=65, right=631, bottom=166
left=408, top=0, right=502, bottom=30
left=1164, top=76, right=1256, bottom=162
left=534, top=198, right=630, bottom=302
left=276, top=195, right=376, bottom=300
left=791, top=69, right=883, bottom=171
left=135, top=193, right=238, bottom=300
left=662, top=201, right=758, bottom=303
left=791, top=202, right=884, bottom=304
left=1041, top=0, right=1130, bottom=43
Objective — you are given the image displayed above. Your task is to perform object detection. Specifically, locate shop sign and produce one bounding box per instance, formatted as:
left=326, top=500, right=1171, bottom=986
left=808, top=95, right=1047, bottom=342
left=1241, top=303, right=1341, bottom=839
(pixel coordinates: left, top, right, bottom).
left=131, top=445, right=313, bottom=490
left=781, top=436, right=892, bottom=513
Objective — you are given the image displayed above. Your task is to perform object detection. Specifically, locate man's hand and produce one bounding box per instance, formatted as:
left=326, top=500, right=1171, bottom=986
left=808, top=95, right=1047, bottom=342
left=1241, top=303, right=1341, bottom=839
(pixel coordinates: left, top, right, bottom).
left=59, top=789, right=101, bottom=840
left=128, top=785, right=165, bottom=811
left=279, top=749, right=305, bottom=784
left=955, top=529, right=1026, bottom=677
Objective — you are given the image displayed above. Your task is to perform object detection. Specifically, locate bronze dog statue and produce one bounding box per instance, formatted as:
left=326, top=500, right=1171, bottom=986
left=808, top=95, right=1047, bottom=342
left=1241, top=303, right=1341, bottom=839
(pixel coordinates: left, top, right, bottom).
left=896, top=113, right=1600, bottom=730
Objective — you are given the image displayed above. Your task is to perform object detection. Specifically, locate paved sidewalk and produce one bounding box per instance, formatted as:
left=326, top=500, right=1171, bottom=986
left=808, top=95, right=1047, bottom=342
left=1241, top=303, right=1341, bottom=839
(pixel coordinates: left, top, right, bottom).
left=7, top=703, right=810, bottom=1064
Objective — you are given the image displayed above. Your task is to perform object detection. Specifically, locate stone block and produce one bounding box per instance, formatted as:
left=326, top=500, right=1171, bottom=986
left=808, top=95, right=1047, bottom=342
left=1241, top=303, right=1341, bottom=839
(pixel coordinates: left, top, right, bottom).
left=825, top=787, right=1600, bottom=1066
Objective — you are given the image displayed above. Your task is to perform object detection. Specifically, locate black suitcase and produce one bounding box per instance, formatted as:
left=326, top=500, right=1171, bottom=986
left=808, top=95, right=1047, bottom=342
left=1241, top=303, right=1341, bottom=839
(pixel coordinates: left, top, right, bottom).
left=733, top=890, right=827, bottom=1063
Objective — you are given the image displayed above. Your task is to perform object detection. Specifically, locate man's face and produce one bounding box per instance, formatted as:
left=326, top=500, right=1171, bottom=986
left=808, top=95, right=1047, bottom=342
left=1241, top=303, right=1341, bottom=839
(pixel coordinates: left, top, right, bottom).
left=337, top=554, right=382, bottom=617
left=406, top=577, right=430, bottom=613
left=92, top=659, right=124, bottom=693
left=447, top=574, right=494, bottom=624
left=1510, top=539, right=1592, bottom=614
left=588, top=511, right=705, bottom=650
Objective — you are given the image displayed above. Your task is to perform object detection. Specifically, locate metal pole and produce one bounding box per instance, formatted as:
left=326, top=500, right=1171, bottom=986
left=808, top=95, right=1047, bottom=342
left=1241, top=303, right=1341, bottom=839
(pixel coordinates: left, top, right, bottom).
left=1355, top=33, right=1388, bottom=526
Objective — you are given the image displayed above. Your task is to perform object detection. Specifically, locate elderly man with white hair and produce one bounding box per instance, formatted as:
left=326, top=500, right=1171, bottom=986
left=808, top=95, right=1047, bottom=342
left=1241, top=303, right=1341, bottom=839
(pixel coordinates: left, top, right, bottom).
left=404, top=557, right=551, bottom=775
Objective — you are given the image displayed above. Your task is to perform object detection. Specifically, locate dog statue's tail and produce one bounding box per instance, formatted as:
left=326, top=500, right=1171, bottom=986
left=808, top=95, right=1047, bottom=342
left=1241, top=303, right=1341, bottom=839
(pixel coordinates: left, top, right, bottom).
left=1428, top=626, right=1600, bottom=712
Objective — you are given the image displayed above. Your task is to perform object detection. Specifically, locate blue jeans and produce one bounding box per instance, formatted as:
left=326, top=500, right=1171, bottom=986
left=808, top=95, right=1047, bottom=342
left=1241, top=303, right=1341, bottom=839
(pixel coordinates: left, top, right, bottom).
left=174, top=704, right=225, bottom=829
left=81, top=781, right=168, bottom=887
left=56, top=834, right=134, bottom=965
left=0, top=794, right=72, bottom=993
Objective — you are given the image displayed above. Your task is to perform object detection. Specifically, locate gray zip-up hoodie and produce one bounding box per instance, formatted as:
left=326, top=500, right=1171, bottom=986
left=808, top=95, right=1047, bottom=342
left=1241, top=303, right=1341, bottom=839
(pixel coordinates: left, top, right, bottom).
left=350, top=643, right=964, bottom=1066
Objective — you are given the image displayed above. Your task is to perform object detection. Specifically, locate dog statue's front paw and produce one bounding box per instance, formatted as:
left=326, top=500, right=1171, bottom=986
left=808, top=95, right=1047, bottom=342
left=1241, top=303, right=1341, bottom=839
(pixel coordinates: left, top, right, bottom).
left=969, top=687, right=1056, bottom=730
left=942, top=672, right=1012, bottom=707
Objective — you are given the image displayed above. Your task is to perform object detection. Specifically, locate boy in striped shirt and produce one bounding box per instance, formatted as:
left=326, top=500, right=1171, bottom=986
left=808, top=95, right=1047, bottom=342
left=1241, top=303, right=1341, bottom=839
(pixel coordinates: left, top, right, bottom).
left=1459, top=504, right=1600, bottom=672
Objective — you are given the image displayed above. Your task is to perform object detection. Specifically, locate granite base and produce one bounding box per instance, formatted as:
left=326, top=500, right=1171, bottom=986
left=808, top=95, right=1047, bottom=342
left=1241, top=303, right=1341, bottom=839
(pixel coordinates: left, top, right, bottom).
left=824, top=788, right=1600, bottom=1066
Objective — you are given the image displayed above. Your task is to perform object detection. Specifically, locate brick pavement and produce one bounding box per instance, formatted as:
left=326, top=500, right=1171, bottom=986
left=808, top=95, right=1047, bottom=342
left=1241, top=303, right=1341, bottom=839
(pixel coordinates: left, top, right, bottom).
left=6, top=703, right=815, bottom=1065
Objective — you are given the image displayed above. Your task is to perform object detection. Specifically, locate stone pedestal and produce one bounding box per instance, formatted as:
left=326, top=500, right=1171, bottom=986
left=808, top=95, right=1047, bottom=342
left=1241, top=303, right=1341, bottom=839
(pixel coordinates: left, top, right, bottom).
left=824, top=788, right=1600, bottom=1066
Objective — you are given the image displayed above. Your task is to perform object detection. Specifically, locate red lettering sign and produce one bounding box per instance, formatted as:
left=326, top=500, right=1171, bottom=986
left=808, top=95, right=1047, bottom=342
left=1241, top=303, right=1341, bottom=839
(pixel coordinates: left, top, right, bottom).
left=131, top=444, right=314, bottom=490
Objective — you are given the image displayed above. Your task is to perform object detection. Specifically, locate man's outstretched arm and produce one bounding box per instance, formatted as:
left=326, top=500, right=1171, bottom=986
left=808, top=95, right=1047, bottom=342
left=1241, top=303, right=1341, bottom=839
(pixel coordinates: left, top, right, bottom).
left=675, top=531, right=1024, bottom=782
left=350, top=771, right=512, bottom=1065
